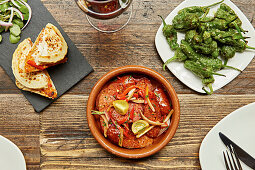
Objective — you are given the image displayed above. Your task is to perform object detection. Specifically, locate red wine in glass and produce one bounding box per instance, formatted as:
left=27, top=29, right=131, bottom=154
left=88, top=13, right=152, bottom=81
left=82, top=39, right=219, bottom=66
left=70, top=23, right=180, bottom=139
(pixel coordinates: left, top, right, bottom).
left=75, top=0, right=133, bottom=32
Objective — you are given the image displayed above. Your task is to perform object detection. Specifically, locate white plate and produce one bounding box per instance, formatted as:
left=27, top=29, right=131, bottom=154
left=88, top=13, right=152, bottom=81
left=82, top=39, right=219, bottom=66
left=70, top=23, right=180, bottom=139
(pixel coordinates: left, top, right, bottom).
left=155, top=0, right=255, bottom=93
left=0, top=135, right=26, bottom=170
left=199, top=102, right=255, bottom=170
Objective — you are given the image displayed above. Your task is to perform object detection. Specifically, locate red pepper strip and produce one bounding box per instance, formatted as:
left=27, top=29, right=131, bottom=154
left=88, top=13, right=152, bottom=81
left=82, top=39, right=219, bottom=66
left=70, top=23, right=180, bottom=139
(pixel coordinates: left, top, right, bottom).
left=149, top=92, right=155, bottom=99
left=138, top=90, right=144, bottom=98
left=138, top=89, right=147, bottom=104
left=123, top=124, right=131, bottom=138
left=117, top=114, right=129, bottom=125
left=123, top=129, right=129, bottom=138
left=117, top=85, right=136, bottom=100
left=129, top=106, right=134, bottom=121
left=133, top=93, right=139, bottom=98
left=27, top=60, right=45, bottom=70
left=117, top=76, right=127, bottom=88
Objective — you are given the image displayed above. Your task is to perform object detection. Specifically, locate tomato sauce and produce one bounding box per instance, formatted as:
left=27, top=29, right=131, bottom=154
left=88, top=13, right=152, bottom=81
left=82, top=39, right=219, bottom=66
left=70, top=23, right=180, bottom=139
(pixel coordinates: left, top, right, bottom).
left=94, top=74, right=172, bottom=149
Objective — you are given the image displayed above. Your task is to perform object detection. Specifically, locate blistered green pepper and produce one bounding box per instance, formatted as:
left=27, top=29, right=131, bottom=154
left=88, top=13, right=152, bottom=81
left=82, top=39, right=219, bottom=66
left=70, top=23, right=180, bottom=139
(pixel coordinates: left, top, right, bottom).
left=201, top=18, right=230, bottom=31
left=181, top=40, right=241, bottom=72
left=180, top=40, right=202, bottom=60
left=185, top=30, right=197, bottom=43
left=163, top=47, right=187, bottom=70
left=233, top=40, right=255, bottom=52
left=200, top=16, right=215, bottom=23
left=184, top=60, right=225, bottom=78
left=177, top=0, right=224, bottom=17
left=202, top=76, right=215, bottom=95
left=184, top=60, right=222, bottom=94
left=185, top=31, right=218, bottom=57
left=181, top=40, right=218, bottom=60
left=215, top=3, right=245, bottom=32
left=220, top=45, right=236, bottom=65
left=159, top=15, right=179, bottom=50
left=215, top=5, right=236, bottom=23
left=172, top=13, right=199, bottom=32
left=192, top=41, right=217, bottom=56
left=172, top=0, right=226, bottom=31
left=203, top=31, right=213, bottom=44
left=197, top=55, right=241, bottom=72
left=211, top=29, right=247, bottom=44
left=211, top=47, right=220, bottom=58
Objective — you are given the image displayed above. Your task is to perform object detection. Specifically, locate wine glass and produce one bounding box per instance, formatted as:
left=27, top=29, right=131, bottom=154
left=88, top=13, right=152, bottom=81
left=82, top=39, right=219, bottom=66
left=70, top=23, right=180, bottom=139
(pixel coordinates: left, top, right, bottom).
left=75, top=0, right=133, bottom=33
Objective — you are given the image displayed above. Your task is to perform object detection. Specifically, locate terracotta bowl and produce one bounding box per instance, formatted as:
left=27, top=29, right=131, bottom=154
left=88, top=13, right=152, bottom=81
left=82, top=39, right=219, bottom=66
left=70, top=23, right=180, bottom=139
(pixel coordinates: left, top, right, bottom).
left=87, top=65, right=180, bottom=158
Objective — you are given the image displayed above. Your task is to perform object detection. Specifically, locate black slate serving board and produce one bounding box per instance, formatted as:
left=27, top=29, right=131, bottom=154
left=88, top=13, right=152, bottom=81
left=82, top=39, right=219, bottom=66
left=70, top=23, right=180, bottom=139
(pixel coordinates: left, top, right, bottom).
left=0, top=0, right=93, bottom=112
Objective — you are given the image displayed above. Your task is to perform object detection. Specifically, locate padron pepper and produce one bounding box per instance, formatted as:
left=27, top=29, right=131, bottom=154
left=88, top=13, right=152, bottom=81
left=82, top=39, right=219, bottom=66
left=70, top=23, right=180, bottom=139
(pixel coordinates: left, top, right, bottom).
left=184, top=60, right=223, bottom=94
left=172, top=12, right=199, bottom=32
left=192, top=41, right=218, bottom=57
left=202, top=76, right=215, bottom=95
left=180, top=40, right=202, bottom=60
left=184, top=60, right=225, bottom=78
left=163, top=47, right=187, bottom=70
left=199, top=16, right=214, bottom=23
left=177, top=0, right=224, bottom=17
left=220, top=45, right=236, bottom=65
left=185, top=31, right=219, bottom=57
left=233, top=40, right=255, bottom=52
left=216, top=4, right=243, bottom=28
left=215, top=5, right=236, bottom=23
left=201, top=18, right=232, bottom=31
left=211, top=29, right=248, bottom=44
left=159, top=15, right=179, bottom=50
left=211, top=30, right=255, bottom=51
left=185, top=30, right=197, bottom=43
left=172, top=0, right=224, bottom=31
left=181, top=40, right=241, bottom=72
left=180, top=40, right=219, bottom=60
left=215, top=3, right=246, bottom=33
left=196, top=55, right=241, bottom=72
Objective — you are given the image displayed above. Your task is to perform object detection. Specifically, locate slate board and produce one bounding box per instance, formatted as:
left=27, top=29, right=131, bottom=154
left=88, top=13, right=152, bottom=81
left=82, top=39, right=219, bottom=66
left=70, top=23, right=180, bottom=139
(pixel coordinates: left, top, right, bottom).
left=0, top=0, right=93, bottom=112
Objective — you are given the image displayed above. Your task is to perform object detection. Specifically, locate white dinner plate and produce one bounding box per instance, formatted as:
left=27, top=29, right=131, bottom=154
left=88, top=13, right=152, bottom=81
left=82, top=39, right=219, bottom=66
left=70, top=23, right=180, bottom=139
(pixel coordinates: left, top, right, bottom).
left=199, top=102, right=255, bottom=170
left=0, top=135, right=26, bottom=170
left=155, top=0, right=255, bottom=93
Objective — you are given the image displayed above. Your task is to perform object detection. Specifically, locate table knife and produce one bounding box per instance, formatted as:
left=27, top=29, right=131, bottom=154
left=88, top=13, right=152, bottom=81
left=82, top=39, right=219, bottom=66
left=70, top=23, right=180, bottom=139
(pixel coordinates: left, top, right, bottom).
left=219, top=132, right=255, bottom=169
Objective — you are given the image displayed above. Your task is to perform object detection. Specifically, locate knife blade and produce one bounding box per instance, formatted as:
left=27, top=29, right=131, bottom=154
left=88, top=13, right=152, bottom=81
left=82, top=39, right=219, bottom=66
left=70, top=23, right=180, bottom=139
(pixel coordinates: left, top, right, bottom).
left=219, top=132, right=255, bottom=169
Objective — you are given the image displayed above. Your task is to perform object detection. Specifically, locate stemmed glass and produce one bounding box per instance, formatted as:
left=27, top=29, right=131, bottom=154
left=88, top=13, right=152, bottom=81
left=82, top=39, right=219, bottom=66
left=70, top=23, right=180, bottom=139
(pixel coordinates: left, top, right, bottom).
left=75, top=0, right=133, bottom=33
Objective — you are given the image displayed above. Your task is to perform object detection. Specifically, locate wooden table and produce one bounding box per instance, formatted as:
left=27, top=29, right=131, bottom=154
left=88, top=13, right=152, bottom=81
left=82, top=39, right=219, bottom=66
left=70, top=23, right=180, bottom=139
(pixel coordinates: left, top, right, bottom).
left=0, top=0, right=254, bottom=169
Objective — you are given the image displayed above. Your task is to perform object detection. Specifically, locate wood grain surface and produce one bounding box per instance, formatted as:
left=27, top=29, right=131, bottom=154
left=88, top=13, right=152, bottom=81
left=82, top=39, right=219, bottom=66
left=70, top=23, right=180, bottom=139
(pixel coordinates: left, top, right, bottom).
left=0, top=0, right=254, bottom=169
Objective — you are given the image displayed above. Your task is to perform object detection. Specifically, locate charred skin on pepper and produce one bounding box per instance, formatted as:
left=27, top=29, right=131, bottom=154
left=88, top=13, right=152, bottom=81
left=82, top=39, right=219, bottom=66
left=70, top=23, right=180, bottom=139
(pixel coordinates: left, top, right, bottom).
left=159, top=15, right=179, bottom=51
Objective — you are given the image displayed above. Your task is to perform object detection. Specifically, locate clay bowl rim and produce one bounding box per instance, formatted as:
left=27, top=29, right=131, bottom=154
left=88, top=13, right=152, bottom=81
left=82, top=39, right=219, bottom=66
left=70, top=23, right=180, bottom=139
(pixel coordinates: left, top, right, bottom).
left=86, top=65, right=180, bottom=159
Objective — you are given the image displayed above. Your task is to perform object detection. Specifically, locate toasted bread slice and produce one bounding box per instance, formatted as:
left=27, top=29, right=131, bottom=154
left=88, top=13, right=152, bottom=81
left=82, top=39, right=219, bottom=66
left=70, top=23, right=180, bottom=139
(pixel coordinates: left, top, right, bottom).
left=12, top=38, right=57, bottom=99
left=25, top=23, right=68, bottom=73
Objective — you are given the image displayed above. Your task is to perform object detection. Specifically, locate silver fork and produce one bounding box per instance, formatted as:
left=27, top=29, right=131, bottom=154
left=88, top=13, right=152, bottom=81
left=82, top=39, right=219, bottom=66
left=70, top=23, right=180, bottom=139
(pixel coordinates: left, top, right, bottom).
left=223, top=144, right=243, bottom=170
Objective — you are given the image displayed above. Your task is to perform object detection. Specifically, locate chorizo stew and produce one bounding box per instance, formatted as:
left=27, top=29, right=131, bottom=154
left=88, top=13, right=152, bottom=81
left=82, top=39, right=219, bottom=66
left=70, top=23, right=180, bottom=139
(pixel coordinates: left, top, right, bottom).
left=92, top=74, right=174, bottom=149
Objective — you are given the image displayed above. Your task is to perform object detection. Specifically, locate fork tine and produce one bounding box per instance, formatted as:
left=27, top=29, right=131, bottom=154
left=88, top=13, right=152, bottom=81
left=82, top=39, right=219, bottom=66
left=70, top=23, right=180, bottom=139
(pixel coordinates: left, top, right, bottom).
left=228, top=145, right=238, bottom=170
left=223, top=151, right=231, bottom=170
left=230, top=145, right=243, bottom=170
left=226, top=150, right=234, bottom=170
